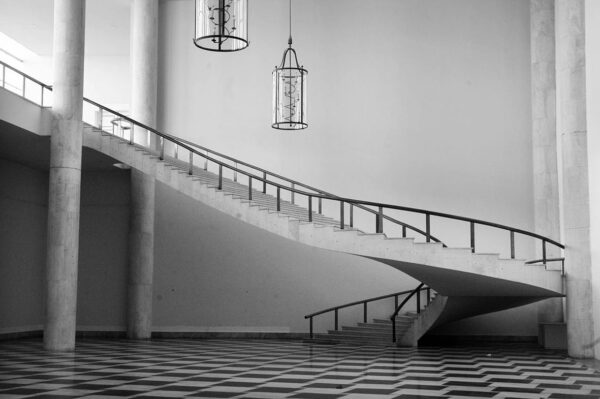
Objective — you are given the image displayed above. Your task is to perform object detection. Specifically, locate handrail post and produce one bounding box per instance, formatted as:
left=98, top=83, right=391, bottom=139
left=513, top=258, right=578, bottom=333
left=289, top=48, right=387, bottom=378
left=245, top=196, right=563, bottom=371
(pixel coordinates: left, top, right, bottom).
left=234, top=162, right=237, bottom=182
left=318, top=198, right=322, bottom=214
left=263, top=172, right=267, bottom=193
left=291, top=183, right=295, bottom=204
left=218, top=165, right=223, bottom=190
left=510, top=231, right=515, bottom=259
left=160, top=137, right=164, bottom=160
left=41, top=85, right=45, bottom=106
left=425, top=214, right=431, bottom=242
left=470, top=221, right=475, bottom=253
left=309, top=317, right=313, bottom=339
left=97, top=108, right=103, bottom=130
left=392, top=317, right=396, bottom=343
left=1, top=65, right=5, bottom=88
left=427, top=287, right=431, bottom=303
left=308, top=195, right=313, bottom=222
left=277, top=187, right=281, bottom=211
left=542, top=239, right=547, bottom=265
left=334, top=309, right=338, bottom=331
left=22, top=75, right=26, bottom=97
left=204, top=151, right=208, bottom=171
left=416, top=289, right=421, bottom=313
left=129, top=126, right=134, bottom=145
left=188, top=152, right=193, bottom=175
left=340, top=201, right=344, bottom=229
left=248, top=177, right=253, bottom=200
left=363, top=302, right=367, bottom=323
left=402, top=225, right=407, bottom=238
left=377, top=206, right=384, bottom=234
left=349, top=204, right=354, bottom=228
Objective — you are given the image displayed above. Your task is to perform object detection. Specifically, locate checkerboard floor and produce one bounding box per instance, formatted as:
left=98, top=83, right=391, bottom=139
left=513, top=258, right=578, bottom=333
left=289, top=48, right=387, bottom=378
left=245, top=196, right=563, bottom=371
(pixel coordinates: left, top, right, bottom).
left=1, top=339, right=599, bottom=398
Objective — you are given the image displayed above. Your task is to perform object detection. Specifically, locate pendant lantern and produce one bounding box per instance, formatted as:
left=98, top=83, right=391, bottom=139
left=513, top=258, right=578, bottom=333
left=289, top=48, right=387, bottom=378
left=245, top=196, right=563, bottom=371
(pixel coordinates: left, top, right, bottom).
left=272, top=0, right=307, bottom=130
left=194, top=0, right=248, bottom=52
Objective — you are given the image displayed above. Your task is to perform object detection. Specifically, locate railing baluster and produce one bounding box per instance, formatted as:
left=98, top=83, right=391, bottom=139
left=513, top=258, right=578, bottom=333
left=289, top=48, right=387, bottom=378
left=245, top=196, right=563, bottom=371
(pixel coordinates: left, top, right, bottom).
left=234, top=162, right=237, bottom=182
left=425, top=213, right=431, bottom=242
left=263, top=172, right=267, bottom=194
left=363, top=302, right=367, bottom=323
left=309, top=317, right=313, bottom=339
left=510, top=230, right=515, bottom=259
left=349, top=204, right=354, bottom=228
left=277, top=187, right=281, bottom=211
left=41, top=85, right=45, bottom=106
left=248, top=177, right=253, bottom=200
left=188, top=152, right=193, bottom=175
left=97, top=108, right=103, bottom=130
left=160, top=137, right=164, bottom=160
left=129, top=126, right=133, bottom=145
left=204, top=150, right=208, bottom=171
left=377, top=206, right=383, bottom=234
left=21, top=75, right=25, bottom=96
left=1, top=65, right=5, bottom=88
left=542, top=239, right=547, bottom=265
left=218, top=165, right=223, bottom=190
left=308, top=195, right=313, bottom=222
left=427, top=287, right=431, bottom=303
left=174, top=144, right=178, bottom=159
left=402, top=225, right=407, bottom=238
left=334, top=309, right=338, bottom=331
left=392, top=318, right=396, bottom=342
left=318, top=198, right=322, bottom=214
left=416, top=290, right=421, bottom=313
left=470, top=221, right=475, bottom=253
left=291, top=183, right=295, bottom=204
left=340, top=201, right=344, bottom=229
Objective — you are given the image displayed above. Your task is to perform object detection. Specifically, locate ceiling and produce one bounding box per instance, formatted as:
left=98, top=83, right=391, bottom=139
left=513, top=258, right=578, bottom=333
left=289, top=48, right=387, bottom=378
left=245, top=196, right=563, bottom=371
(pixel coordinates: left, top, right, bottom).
left=0, top=0, right=131, bottom=56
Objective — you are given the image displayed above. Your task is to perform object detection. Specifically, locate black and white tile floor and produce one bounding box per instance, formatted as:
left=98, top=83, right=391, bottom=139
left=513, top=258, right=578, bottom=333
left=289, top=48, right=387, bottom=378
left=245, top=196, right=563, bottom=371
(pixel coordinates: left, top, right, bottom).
left=0, top=338, right=599, bottom=399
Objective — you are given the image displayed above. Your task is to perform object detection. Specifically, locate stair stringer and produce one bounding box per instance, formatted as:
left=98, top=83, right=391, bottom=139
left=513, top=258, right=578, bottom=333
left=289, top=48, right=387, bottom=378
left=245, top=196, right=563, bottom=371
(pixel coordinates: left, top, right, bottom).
left=398, top=295, right=448, bottom=347
left=82, top=129, right=563, bottom=303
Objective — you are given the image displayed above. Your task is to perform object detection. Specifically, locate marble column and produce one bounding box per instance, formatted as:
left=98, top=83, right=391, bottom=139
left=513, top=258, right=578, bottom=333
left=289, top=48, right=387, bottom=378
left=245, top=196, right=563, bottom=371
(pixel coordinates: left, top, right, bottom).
left=555, top=0, right=595, bottom=358
left=530, top=0, right=563, bottom=323
left=44, top=0, right=86, bottom=351
left=127, top=0, right=158, bottom=340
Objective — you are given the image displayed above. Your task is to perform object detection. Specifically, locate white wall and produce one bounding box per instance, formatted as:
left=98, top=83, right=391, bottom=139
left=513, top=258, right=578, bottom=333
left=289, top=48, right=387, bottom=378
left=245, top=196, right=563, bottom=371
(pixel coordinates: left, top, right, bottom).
left=585, top=0, right=600, bottom=360
left=158, top=0, right=535, bottom=258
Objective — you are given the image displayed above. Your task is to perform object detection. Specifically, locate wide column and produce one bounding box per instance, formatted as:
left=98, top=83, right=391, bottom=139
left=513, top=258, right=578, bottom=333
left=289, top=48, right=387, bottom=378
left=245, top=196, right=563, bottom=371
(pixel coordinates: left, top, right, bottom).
left=45, top=0, right=86, bottom=351
left=127, top=0, right=158, bottom=340
left=555, top=0, right=594, bottom=358
left=530, top=0, right=563, bottom=323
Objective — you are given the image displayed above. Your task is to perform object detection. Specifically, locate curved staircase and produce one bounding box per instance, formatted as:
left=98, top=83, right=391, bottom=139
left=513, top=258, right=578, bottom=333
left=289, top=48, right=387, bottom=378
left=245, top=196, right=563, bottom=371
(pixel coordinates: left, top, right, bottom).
left=0, top=60, right=566, bottom=346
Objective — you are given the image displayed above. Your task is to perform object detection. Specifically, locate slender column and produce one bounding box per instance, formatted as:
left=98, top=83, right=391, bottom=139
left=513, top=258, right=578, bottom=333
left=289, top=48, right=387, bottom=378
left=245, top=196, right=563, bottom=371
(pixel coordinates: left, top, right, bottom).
left=556, top=0, right=594, bottom=358
left=530, top=0, right=563, bottom=323
left=44, top=0, right=86, bottom=351
left=127, top=0, right=158, bottom=340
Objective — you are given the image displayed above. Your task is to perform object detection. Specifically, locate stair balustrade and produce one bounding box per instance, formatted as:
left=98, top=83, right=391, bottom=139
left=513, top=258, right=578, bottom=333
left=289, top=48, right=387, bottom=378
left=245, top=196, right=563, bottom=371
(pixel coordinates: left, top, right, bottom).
left=303, top=284, right=432, bottom=343
left=0, top=59, right=565, bottom=268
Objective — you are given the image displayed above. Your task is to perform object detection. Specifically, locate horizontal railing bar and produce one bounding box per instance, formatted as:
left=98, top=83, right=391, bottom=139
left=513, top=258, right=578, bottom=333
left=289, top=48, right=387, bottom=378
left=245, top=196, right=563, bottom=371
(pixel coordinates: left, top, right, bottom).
left=525, top=257, right=565, bottom=264
left=304, top=287, right=430, bottom=319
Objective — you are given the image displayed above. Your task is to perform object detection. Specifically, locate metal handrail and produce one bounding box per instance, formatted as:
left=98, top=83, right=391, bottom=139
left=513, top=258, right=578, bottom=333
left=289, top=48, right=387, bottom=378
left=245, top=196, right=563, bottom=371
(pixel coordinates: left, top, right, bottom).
left=303, top=286, right=430, bottom=339
left=0, top=59, right=565, bottom=265
left=390, top=283, right=428, bottom=343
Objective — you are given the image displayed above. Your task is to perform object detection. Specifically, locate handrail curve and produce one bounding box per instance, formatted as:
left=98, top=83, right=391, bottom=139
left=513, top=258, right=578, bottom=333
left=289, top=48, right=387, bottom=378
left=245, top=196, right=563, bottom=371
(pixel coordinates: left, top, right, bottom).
left=0, top=59, right=564, bottom=264
left=303, top=285, right=431, bottom=340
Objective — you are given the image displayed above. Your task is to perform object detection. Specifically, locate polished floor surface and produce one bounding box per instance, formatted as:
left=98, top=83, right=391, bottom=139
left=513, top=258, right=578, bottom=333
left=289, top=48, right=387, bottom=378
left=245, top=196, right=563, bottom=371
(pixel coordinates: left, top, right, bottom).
left=0, top=338, right=599, bottom=398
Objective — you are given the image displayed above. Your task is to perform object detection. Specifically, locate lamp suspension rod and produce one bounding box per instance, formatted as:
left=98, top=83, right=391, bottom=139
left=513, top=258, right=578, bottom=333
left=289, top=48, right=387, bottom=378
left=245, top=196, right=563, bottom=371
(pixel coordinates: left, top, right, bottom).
left=288, top=0, right=292, bottom=45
